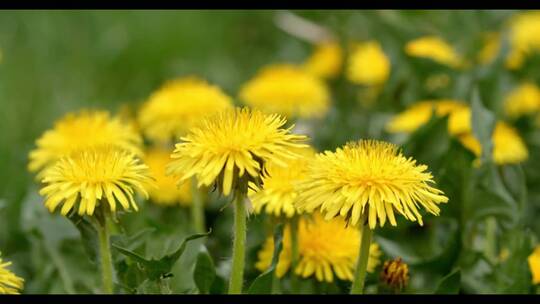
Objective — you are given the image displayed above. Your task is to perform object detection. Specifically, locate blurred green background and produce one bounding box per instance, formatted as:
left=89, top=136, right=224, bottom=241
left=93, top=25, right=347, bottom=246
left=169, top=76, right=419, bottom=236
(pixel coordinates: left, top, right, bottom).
left=2, top=10, right=539, bottom=294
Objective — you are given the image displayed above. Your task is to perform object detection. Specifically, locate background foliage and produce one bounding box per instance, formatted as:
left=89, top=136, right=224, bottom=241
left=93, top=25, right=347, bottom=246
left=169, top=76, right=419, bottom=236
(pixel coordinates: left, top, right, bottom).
left=0, top=10, right=538, bottom=294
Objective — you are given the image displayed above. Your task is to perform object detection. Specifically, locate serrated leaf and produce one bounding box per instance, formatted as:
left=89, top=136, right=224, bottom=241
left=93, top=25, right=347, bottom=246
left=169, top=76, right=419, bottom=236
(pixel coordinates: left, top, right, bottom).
left=247, top=223, right=284, bottom=294
left=193, top=246, right=215, bottom=294
left=113, top=230, right=211, bottom=282
left=434, top=269, right=461, bottom=294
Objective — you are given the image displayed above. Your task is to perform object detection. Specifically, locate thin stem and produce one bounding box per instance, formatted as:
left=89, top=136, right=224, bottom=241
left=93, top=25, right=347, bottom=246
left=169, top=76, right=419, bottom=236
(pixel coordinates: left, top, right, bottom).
left=228, top=189, right=247, bottom=294
left=289, top=216, right=300, bottom=294
left=484, top=216, right=497, bottom=263
left=97, top=206, right=114, bottom=294
left=350, top=212, right=373, bottom=295
left=191, top=178, right=206, bottom=234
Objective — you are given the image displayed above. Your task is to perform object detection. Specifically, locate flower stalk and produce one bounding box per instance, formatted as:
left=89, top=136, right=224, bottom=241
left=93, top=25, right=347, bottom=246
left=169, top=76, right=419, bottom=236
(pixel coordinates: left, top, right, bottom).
left=96, top=204, right=114, bottom=294
left=228, top=188, right=247, bottom=294
left=191, top=178, right=206, bottom=234
left=350, top=211, right=373, bottom=294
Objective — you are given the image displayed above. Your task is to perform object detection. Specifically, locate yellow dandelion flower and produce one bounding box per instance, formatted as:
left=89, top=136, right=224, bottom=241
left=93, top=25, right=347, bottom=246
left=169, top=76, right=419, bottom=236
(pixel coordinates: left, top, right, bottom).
left=145, top=148, right=191, bottom=207
left=405, top=36, right=462, bottom=68
left=167, top=107, right=308, bottom=197
left=239, top=64, right=330, bottom=119
left=138, top=76, right=233, bottom=143
left=458, top=122, right=529, bottom=165
left=28, top=110, right=142, bottom=177
left=528, top=245, right=540, bottom=284
left=255, top=213, right=381, bottom=282
left=39, top=146, right=153, bottom=216
left=386, top=100, right=467, bottom=134
left=504, top=83, right=540, bottom=119
left=296, top=140, right=448, bottom=229
left=380, top=257, right=409, bottom=291
left=478, top=32, right=501, bottom=65
left=0, top=255, right=24, bottom=294
left=303, top=41, right=343, bottom=79
left=347, top=41, right=391, bottom=86
left=447, top=106, right=473, bottom=136
left=249, top=147, right=315, bottom=218
left=506, top=11, right=540, bottom=70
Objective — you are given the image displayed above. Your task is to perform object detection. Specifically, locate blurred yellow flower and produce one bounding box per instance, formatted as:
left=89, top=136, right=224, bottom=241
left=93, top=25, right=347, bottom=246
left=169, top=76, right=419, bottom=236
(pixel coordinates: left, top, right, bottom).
left=347, top=41, right=391, bottom=86
left=303, top=41, right=343, bottom=79
left=506, top=11, right=540, bottom=70
left=138, top=76, right=233, bottom=143
left=295, top=140, right=448, bottom=229
left=386, top=100, right=467, bottom=134
left=528, top=245, right=540, bottom=284
left=447, top=106, right=472, bottom=136
left=477, top=32, right=501, bottom=64
left=0, top=255, right=24, bottom=294
left=239, top=64, right=330, bottom=119
left=249, top=147, right=315, bottom=218
left=458, top=122, right=529, bottom=165
left=28, top=110, right=142, bottom=177
left=255, top=213, right=381, bottom=282
left=504, top=83, right=540, bottom=119
left=167, top=108, right=307, bottom=197
left=39, top=146, right=153, bottom=216
left=145, top=148, right=191, bottom=207
left=380, top=257, right=409, bottom=291
left=405, top=36, right=462, bottom=68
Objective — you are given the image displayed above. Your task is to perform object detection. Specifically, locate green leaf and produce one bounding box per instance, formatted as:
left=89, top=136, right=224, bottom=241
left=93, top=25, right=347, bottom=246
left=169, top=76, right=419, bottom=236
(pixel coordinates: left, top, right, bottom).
left=470, top=88, right=496, bottom=163
left=113, top=230, right=211, bottom=282
left=247, top=223, right=284, bottom=294
left=193, top=245, right=216, bottom=294
left=67, top=213, right=99, bottom=264
left=494, top=228, right=533, bottom=293
left=434, top=269, right=461, bottom=294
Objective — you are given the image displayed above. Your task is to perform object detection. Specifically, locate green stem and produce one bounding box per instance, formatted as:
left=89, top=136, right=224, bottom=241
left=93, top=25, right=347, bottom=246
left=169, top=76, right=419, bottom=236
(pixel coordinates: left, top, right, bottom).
left=290, top=216, right=300, bottom=294
left=191, top=178, right=206, bottom=234
left=228, top=189, right=247, bottom=294
left=484, top=216, right=497, bottom=263
left=97, top=206, right=114, bottom=294
left=350, top=212, right=373, bottom=295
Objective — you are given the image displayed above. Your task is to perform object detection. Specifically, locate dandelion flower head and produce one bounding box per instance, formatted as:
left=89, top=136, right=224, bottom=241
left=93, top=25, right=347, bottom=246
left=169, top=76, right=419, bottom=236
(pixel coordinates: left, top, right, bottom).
left=347, top=41, right=391, bottom=86
left=255, top=213, right=382, bottom=282
left=249, top=146, right=315, bottom=218
left=239, top=64, right=331, bottom=119
left=138, top=76, right=233, bottom=143
left=39, top=146, right=153, bottom=216
left=295, top=140, right=448, bottom=229
left=528, top=245, right=540, bottom=285
left=458, top=122, right=529, bottom=165
left=386, top=100, right=467, bottom=134
left=504, top=82, right=540, bottom=119
left=28, top=110, right=142, bottom=176
left=0, top=254, right=24, bottom=294
left=506, top=11, right=540, bottom=70
left=303, top=41, right=343, bottom=79
left=405, top=36, right=462, bottom=68
left=167, top=107, right=308, bottom=197
left=145, top=148, right=192, bottom=207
